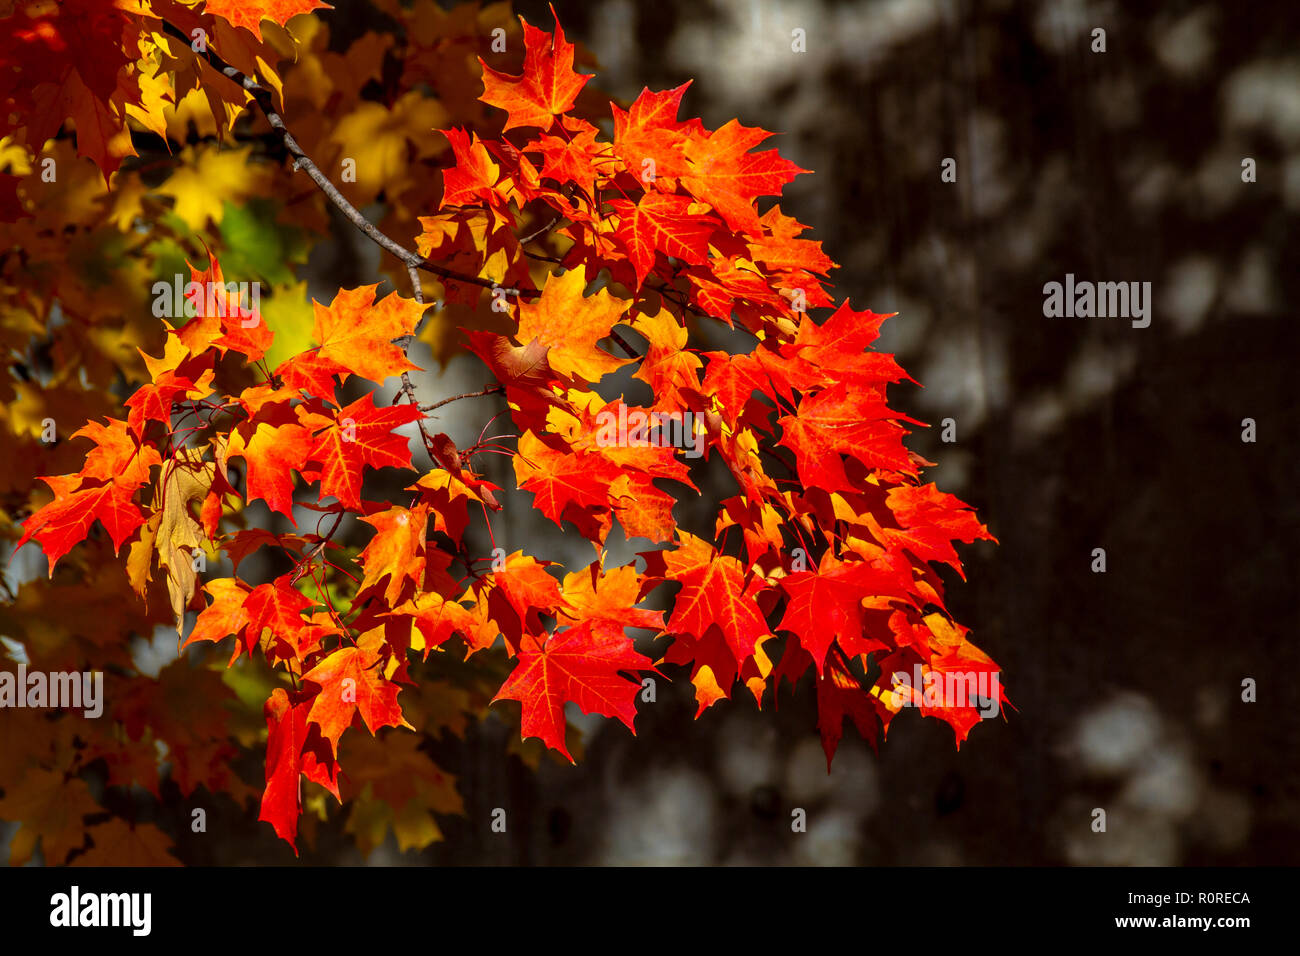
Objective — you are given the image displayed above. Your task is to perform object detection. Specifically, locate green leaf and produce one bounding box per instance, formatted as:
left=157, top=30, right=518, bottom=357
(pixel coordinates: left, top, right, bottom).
left=260, top=280, right=317, bottom=370
left=218, top=199, right=307, bottom=286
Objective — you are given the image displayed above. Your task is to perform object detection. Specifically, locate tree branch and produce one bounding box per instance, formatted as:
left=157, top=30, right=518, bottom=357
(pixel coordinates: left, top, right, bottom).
left=420, top=384, right=504, bottom=413
left=396, top=264, right=443, bottom=464
left=519, top=214, right=562, bottom=245
left=165, top=22, right=655, bottom=449
left=161, top=21, right=540, bottom=302
left=161, top=20, right=545, bottom=466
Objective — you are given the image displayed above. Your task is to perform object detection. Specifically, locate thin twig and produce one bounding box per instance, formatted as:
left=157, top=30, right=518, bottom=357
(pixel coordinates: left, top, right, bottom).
left=290, top=509, right=345, bottom=585
left=519, top=214, right=562, bottom=245
left=160, top=20, right=524, bottom=467
left=420, top=384, right=504, bottom=413
left=160, top=21, right=540, bottom=302
left=165, top=18, right=664, bottom=482
left=397, top=263, right=442, bottom=463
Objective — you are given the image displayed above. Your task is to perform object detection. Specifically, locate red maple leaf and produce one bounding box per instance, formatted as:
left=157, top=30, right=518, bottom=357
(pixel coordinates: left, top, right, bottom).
left=777, top=553, right=897, bottom=675
left=681, top=119, right=808, bottom=234
left=300, top=393, right=423, bottom=510
left=300, top=630, right=413, bottom=754
left=259, top=687, right=339, bottom=854
left=224, top=407, right=314, bottom=521
left=478, top=12, right=590, bottom=132
left=16, top=476, right=146, bottom=573
left=610, top=82, right=700, bottom=183
left=492, top=622, right=652, bottom=761
left=643, top=532, right=773, bottom=668
left=608, top=193, right=718, bottom=287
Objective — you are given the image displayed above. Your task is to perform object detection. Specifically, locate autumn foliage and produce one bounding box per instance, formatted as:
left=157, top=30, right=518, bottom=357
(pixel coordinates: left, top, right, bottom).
left=0, top=0, right=999, bottom=861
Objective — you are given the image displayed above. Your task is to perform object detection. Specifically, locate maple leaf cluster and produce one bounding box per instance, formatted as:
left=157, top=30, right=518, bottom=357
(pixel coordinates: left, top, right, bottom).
left=1, top=1, right=1000, bottom=857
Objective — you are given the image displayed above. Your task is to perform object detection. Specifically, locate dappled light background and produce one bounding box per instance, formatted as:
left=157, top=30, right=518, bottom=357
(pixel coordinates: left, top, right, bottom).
left=468, top=0, right=1298, bottom=866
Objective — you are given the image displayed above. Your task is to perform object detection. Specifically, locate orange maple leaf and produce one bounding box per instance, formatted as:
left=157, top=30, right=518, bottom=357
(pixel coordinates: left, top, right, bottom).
left=478, top=11, right=590, bottom=132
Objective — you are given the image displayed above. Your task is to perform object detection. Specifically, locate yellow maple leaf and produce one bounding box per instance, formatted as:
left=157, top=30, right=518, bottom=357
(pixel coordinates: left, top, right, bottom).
left=514, top=265, right=632, bottom=382
left=328, top=91, right=450, bottom=203
left=156, top=144, right=271, bottom=230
